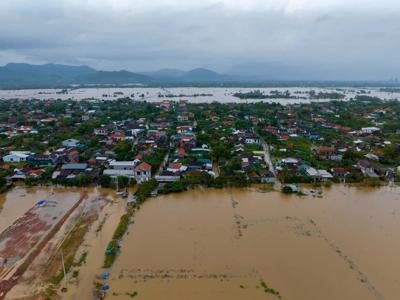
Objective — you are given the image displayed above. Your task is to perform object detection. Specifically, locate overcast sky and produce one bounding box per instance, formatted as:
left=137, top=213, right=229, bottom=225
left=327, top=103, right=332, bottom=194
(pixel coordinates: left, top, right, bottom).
left=0, top=0, right=399, bottom=80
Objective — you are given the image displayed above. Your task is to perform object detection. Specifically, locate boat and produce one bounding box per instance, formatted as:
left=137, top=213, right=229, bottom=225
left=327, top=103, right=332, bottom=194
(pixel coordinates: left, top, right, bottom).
left=36, top=199, right=47, bottom=207
left=116, top=191, right=128, bottom=198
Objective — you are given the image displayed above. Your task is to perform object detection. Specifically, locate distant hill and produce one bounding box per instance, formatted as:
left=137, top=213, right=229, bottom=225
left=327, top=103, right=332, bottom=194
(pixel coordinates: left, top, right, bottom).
left=181, top=68, right=230, bottom=82
left=77, top=70, right=153, bottom=85
left=145, top=67, right=231, bottom=83
left=144, top=68, right=186, bottom=80
left=0, top=63, right=152, bottom=88
left=0, top=63, right=96, bottom=88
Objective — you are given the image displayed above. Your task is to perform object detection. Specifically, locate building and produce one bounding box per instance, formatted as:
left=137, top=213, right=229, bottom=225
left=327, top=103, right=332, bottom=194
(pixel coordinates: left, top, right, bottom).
left=3, top=151, right=32, bottom=163
left=361, top=127, right=380, bottom=134
left=94, top=127, right=108, bottom=136
left=109, top=161, right=135, bottom=170
left=27, top=154, right=57, bottom=168
left=317, top=147, right=336, bottom=160
left=103, top=161, right=136, bottom=178
left=135, top=162, right=152, bottom=183
left=244, top=134, right=261, bottom=145
left=62, top=139, right=80, bottom=148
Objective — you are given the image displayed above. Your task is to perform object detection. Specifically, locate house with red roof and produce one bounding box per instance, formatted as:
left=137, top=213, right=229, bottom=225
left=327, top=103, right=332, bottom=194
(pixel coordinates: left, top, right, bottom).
left=135, top=162, right=152, bottom=183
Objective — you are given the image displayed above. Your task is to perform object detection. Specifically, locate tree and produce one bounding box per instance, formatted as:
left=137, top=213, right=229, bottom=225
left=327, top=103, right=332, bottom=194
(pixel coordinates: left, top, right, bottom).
left=0, top=176, right=6, bottom=188
left=99, top=175, right=112, bottom=188
left=211, top=142, right=230, bottom=161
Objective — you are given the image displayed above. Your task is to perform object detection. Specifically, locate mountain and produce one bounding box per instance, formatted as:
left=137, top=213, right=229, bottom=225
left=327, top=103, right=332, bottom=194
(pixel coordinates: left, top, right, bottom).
left=0, top=63, right=97, bottom=88
left=181, top=68, right=230, bottom=82
left=0, top=63, right=234, bottom=88
left=145, top=67, right=231, bottom=83
left=143, top=68, right=186, bottom=80
left=0, top=63, right=152, bottom=88
left=77, top=70, right=152, bottom=85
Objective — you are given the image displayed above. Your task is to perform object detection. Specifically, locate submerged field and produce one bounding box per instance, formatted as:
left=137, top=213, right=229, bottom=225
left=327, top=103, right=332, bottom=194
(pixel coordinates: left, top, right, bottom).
left=1, top=185, right=399, bottom=299
left=106, top=185, right=400, bottom=300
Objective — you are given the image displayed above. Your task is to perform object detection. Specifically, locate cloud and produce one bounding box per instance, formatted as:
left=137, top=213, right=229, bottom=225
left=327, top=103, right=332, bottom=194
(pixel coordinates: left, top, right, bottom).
left=0, top=0, right=399, bottom=80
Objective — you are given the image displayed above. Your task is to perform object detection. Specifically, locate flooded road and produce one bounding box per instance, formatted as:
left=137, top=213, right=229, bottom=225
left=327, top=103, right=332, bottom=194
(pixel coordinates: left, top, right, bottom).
left=107, top=185, right=400, bottom=300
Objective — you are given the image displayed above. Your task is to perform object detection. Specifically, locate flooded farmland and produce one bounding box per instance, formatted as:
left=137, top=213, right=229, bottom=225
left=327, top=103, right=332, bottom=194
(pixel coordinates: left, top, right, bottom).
left=106, top=185, right=400, bottom=300
left=1, top=87, right=400, bottom=104
left=0, top=185, right=399, bottom=299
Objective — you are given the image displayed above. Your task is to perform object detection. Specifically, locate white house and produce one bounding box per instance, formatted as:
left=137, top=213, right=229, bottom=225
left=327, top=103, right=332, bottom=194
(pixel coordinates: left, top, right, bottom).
left=3, top=151, right=32, bottom=163
left=109, top=161, right=136, bottom=170
left=103, top=161, right=136, bottom=178
left=361, top=127, right=380, bottom=134
left=62, top=139, right=80, bottom=148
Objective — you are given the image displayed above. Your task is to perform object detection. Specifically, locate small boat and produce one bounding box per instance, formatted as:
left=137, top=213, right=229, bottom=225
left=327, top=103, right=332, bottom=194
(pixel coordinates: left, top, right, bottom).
left=116, top=190, right=128, bottom=198
left=101, top=271, right=110, bottom=280
left=36, top=199, right=47, bottom=207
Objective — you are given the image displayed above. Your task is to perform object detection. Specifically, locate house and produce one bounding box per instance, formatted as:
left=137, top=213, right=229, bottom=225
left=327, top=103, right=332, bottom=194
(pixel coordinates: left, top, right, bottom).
left=167, top=162, right=187, bottom=173
left=61, top=163, right=88, bottom=171
left=177, top=148, right=186, bottom=158
left=53, top=163, right=90, bottom=180
left=94, top=127, right=108, bottom=136
left=103, top=161, right=136, bottom=178
left=361, top=127, right=380, bottom=134
left=135, top=162, right=152, bottom=183
left=317, top=147, right=336, bottom=160
left=306, top=167, right=333, bottom=180
left=331, top=168, right=347, bottom=178
left=62, top=139, right=80, bottom=148
left=357, top=160, right=379, bottom=178
left=244, top=134, right=261, bottom=145
left=155, top=170, right=180, bottom=182
left=68, top=150, right=80, bottom=161
left=11, top=169, right=26, bottom=180
left=109, top=161, right=135, bottom=170
left=109, top=133, right=125, bottom=142
left=3, top=151, right=32, bottom=163
left=27, top=154, right=57, bottom=168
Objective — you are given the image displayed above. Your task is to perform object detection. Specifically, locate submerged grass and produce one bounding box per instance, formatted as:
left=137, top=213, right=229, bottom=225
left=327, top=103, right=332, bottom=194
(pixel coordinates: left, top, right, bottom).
left=103, top=205, right=136, bottom=268
left=260, top=280, right=282, bottom=298
left=46, top=216, right=94, bottom=285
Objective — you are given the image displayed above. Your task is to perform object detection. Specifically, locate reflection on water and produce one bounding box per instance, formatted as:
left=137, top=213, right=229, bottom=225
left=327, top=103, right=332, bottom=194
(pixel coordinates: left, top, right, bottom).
left=106, top=185, right=400, bottom=300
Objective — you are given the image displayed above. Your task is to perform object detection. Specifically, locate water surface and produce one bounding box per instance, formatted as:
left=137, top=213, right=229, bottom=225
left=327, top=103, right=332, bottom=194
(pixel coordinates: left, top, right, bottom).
left=107, top=185, right=400, bottom=300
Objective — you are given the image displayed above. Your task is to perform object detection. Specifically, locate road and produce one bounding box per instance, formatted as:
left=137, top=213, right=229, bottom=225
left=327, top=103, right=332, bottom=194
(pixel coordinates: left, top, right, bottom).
left=259, top=135, right=281, bottom=190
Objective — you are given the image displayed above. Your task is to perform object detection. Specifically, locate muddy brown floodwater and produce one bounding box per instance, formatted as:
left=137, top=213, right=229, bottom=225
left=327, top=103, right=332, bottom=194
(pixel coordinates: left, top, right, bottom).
left=105, top=185, right=400, bottom=300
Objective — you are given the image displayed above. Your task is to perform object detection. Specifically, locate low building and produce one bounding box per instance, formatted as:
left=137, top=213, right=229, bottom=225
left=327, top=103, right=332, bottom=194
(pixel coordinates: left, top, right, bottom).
left=3, top=151, right=32, bottom=163
left=103, top=160, right=136, bottom=178
left=62, top=139, right=80, bottom=148
left=27, top=154, right=57, bottom=168
left=135, top=162, right=152, bottom=183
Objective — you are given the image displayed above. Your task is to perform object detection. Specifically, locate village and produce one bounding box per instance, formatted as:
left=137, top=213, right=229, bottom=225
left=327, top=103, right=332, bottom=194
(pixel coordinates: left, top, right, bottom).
left=0, top=95, right=398, bottom=195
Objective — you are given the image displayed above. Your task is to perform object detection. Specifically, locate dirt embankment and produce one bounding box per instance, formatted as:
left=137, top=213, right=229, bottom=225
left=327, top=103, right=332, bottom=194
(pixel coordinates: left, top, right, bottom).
left=0, top=192, right=88, bottom=300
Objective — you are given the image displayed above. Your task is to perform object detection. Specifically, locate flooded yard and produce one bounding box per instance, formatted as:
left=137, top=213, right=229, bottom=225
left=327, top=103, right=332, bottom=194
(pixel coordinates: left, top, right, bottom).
left=106, top=185, right=400, bottom=300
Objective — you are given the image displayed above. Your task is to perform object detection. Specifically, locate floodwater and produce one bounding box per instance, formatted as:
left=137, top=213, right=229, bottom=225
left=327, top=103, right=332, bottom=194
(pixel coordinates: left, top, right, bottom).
left=106, top=185, right=400, bottom=300
left=0, top=186, right=82, bottom=233
left=61, top=191, right=128, bottom=300
left=0, top=87, right=399, bottom=103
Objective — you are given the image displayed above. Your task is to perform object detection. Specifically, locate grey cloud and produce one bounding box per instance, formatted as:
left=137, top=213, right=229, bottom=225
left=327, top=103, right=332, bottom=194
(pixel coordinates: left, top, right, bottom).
left=0, top=0, right=399, bottom=80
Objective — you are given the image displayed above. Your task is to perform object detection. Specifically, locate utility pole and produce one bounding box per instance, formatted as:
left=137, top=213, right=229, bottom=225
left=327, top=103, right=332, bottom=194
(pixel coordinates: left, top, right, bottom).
left=61, top=251, right=68, bottom=290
